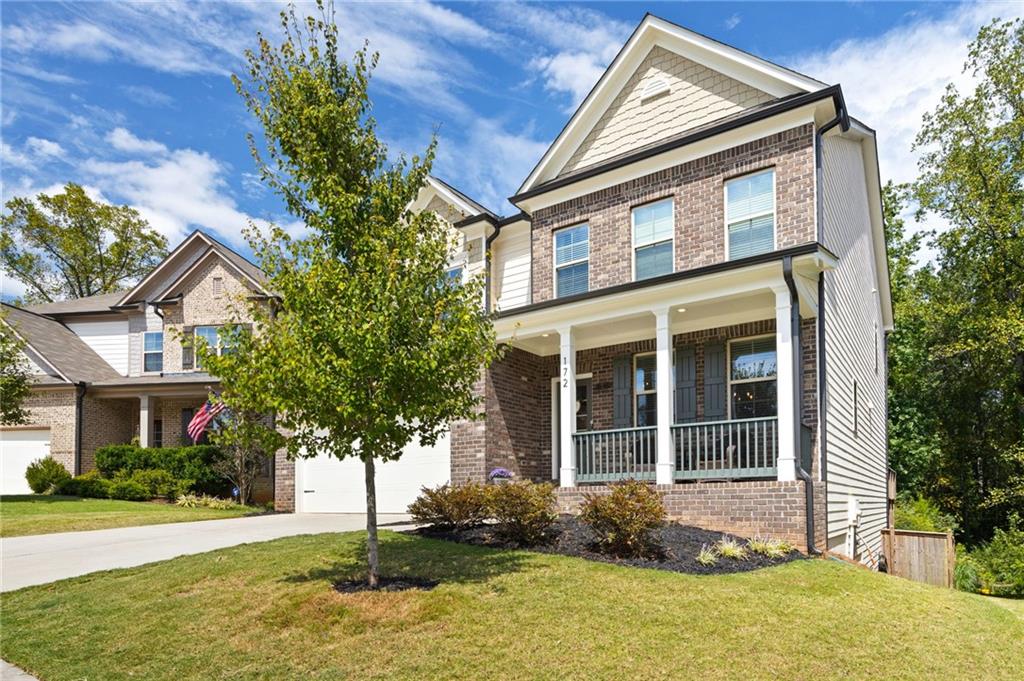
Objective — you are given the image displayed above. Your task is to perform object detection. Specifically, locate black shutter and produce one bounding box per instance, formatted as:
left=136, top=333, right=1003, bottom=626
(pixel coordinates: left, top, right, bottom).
left=181, top=326, right=194, bottom=370
left=674, top=345, right=697, bottom=423
left=612, top=355, right=632, bottom=428
left=704, top=342, right=727, bottom=419
left=181, top=408, right=194, bottom=446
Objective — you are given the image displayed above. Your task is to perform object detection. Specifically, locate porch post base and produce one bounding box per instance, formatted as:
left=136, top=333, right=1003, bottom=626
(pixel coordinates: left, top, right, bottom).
left=560, top=467, right=576, bottom=488
left=656, top=463, right=674, bottom=486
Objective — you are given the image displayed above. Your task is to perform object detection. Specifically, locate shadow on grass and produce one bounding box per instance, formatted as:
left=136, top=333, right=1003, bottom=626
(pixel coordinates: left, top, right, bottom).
left=0, top=495, right=83, bottom=504
left=281, top=531, right=534, bottom=587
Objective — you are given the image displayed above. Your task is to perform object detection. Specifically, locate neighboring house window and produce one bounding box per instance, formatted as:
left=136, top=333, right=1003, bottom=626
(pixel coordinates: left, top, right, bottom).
left=153, top=419, right=163, bottom=448
left=726, top=169, right=775, bottom=260
left=729, top=336, right=777, bottom=418
left=632, top=198, right=673, bottom=280
left=634, top=353, right=657, bottom=426
left=554, top=224, right=589, bottom=298
left=446, top=267, right=463, bottom=285
left=212, top=277, right=224, bottom=297
left=143, top=332, right=163, bottom=372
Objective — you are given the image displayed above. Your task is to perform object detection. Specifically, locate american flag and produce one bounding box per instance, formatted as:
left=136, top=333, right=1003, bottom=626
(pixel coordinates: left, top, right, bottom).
left=187, top=400, right=225, bottom=443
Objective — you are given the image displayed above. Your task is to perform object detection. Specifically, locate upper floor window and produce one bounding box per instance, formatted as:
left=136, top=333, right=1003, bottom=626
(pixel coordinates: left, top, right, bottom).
left=194, top=326, right=234, bottom=369
left=729, top=336, right=777, bottom=418
left=143, top=332, right=163, bottom=373
left=632, top=199, right=673, bottom=280
left=726, top=169, right=775, bottom=260
left=634, top=353, right=657, bottom=426
left=446, top=267, right=463, bottom=286
left=554, top=224, right=589, bottom=298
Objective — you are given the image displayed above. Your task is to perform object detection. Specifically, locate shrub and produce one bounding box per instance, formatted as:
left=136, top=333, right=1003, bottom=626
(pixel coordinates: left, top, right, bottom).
left=24, top=457, right=71, bottom=494
left=108, top=479, right=151, bottom=501
left=174, top=493, right=241, bottom=510
left=126, top=469, right=191, bottom=500
left=486, top=480, right=557, bottom=546
left=954, top=546, right=982, bottom=593
left=894, top=495, right=957, bottom=533
left=747, top=535, right=790, bottom=559
left=57, top=470, right=112, bottom=499
left=697, top=544, right=718, bottom=566
left=94, top=444, right=228, bottom=496
left=971, top=515, right=1024, bottom=596
left=175, top=493, right=202, bottom=508
left=715, top=537, right=747, bottom=560
left=579, top=479, right=666, bottom=558
left=408, top=483, right=490, bottom=529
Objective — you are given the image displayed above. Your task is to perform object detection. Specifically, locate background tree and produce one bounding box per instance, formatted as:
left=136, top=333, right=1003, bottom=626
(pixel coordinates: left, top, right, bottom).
left=886, top=18, right=1024, bottom=544
left=1, top=183, right=168, bottom=303
left=205, top=2, right=499, bottom=587
left=0, top=313, right=32, bottom=425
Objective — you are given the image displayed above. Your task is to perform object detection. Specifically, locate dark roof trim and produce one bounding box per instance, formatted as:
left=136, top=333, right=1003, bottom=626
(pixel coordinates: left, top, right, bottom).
left=452, top=211, right=531, bottom=229
left=494, top=243, right=834, bottom=319
left=510, top=85, right=844, bottom=204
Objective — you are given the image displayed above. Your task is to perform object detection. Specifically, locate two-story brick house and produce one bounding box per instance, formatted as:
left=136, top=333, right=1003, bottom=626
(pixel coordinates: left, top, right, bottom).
left=286, top=15, right=891, bottom=562
left=1, top=230, right=275, bottom=499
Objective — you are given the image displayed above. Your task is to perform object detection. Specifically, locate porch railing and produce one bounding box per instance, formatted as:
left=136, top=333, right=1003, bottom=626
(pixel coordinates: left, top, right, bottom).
left=672, top=417, right=778, bottom=480
left=574, top=426, right=657, bottom=483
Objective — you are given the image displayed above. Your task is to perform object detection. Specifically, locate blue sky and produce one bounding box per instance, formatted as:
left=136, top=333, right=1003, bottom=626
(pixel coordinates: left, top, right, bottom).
left=2, top=1, right=1021, bottom=300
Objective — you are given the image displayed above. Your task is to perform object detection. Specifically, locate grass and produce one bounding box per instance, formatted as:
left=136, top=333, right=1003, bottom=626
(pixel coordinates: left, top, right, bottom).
left=2, top=532, right=1021, bottom=680
left=0, top=495, right=254, bottom=537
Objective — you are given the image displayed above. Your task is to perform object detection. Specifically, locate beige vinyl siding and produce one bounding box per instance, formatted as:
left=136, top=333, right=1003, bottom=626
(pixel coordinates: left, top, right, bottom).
left=561, top=46, right=774, bottom=176
left=491, top=224, right=531, bottom=311
left=67, top=319, right=130, bottom=376
left=820, top=134, right=888, bottom=562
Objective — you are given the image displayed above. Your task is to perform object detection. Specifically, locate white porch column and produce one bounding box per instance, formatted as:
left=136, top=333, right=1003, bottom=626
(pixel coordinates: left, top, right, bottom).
left=654, top=307, right=674, bottom=485
left=773, top=286, right=797, bottom=481
left=139, top=394, right=153, bottom=448
left=558, top=325, right=576, bottom=488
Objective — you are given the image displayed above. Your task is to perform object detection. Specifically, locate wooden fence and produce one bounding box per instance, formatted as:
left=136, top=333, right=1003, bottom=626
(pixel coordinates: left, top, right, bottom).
left=881, top=528, right=955, bottom=588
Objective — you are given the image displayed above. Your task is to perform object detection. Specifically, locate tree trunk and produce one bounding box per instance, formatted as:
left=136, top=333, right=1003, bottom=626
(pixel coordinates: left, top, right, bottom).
left=364, top=455, right=379, bottom=588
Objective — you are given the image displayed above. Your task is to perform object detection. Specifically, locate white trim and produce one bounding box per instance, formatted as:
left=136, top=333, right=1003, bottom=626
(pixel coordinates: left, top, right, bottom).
left=724, top=168, right=777, bottom=261
left=631, top=197, right=675, bottom=281
left=155, top=247, right=264, bottom=301
left=425, top=176, right=486, bottom=217
left=551, top=372, right=593, bottom=481
left=726, top=333, right=777, bottom=420
left=116, top=231, right=208, bottom=306
left=142, top=331, right=163, bottom=375
left=518, top=14, right=824, bottom=193
left=552, top=223, right=590, bottom=299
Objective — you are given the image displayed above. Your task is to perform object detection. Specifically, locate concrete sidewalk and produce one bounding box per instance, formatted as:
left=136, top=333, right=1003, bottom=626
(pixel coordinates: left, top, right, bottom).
left=0, top=512, right=411, bottom=592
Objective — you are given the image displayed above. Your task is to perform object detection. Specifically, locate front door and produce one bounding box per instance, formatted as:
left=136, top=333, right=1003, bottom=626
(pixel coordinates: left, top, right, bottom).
left=551, top=377, right=592, bottom=479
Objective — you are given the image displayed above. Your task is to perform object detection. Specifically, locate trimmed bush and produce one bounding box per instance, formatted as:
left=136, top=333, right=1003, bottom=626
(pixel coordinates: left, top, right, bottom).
left=24, top=457, right=71, bottom=494
left=108, top=479, right=151, bottom=501
left=94, top=444, right=228, bottom=496
left=123, top=469, right=191, bottom=500
left=57, top=470, right=112, bottom=499
left=408, top=483, right=490, bottom=529
left=579, top=479, right=666, bottom=558
left=486, top=481, right=557, bottom=546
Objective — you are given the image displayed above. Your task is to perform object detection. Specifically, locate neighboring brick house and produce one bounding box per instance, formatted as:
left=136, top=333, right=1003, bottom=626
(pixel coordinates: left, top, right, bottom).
left=282, top=15, right=892, bottom=563
left=1, top=230, right=276, bottom=501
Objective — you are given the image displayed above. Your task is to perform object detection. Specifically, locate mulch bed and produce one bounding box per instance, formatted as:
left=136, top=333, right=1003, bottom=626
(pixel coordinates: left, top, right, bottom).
left=414, top=515, right=803, bottom=575
left=334, top=576, right=440, bottom=593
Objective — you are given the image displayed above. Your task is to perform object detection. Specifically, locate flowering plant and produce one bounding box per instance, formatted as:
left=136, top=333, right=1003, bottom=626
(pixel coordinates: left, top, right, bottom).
left=488, top=467, right=514, bottom=480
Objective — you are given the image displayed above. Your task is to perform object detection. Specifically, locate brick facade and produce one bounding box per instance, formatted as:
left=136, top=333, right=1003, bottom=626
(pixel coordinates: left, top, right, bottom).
left=274, top=448, right=295, bottom=512
left=556, top=480, right=826, bottom=553
left=531, top=124, right=816, bottom=303
left=80, top=396, right=135, bottom=472
left=16, top=388, right=77, bottom=474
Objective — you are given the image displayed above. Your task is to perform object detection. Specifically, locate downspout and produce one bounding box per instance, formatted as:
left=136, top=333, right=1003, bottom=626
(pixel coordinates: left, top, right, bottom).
left=783, top=256, right=819, bottom=555
left=484, top=222, right=503, bottom=313
left=74, top=382, right=87, bottom=475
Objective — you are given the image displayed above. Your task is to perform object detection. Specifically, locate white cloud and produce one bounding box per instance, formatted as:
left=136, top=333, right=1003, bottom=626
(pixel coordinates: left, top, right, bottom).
left=120, top=84, right=175, bottom=108
left=106, top=127, right=168, bottom=155
left=25, top=137, right=64, bottom=159
left=2, top=138, right=64, bottom=169
left=724, top=14, right=742, bottom=31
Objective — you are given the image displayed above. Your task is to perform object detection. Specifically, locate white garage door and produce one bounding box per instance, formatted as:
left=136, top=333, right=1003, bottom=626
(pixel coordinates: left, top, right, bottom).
left=1, top=429, right=51, bottom=495
left=297, top=432, right=450, bottom=513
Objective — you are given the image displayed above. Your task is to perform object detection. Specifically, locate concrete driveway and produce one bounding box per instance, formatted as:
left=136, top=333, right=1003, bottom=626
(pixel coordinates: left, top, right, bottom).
left=0, top=513, right=411, bottom=592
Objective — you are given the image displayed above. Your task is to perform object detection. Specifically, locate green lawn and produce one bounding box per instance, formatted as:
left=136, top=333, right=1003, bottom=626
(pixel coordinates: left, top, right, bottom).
left=2, top=532, right=1021, bottom=680
left=0, top=495, right=254, bottom=537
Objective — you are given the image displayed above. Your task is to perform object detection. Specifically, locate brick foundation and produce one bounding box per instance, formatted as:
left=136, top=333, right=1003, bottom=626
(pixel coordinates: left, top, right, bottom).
left=556, top=480, right=826, bottom=553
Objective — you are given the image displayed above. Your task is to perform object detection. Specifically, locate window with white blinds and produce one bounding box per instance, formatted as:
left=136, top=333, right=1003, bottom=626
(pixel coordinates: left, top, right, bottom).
left=726, top=169, right=775, bottom=260
left=632, top=199, right=673, bottom=280
left=554, top=224, right=589, bottom=298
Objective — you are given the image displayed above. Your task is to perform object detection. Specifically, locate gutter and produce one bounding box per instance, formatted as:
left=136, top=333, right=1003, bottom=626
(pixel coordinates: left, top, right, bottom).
left=783, top=256, right=819, bottom=555
left=74, top=382, right=86, bottom=475
left=484, top=222, right=503, bottom=313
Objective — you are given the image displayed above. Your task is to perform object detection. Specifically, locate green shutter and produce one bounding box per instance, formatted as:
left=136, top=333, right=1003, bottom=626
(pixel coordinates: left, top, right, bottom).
left=674, top=345, right=696, bottom=423
left=612, top=355, right=632, bottom=428
left=704, top=342, right=727, bottom=419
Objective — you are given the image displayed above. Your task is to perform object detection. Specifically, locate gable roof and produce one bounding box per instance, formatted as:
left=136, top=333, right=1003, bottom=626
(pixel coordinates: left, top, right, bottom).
left=517, top=13, right=827, bottom=194
left=116, top=230, right=270, bottom=307
left=426, top=176, right=497, bottom=219
left=1, top=303, right=122, bottom=384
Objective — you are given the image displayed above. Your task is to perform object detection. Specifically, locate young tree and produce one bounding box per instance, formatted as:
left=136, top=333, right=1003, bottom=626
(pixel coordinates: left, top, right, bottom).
left=208, top=405, right=280, bottom=506
left=1, top=183, right=168, bottom=303
left=0, top=313, right=32, bottom=425
left=207, top=2, right=498, bottom=587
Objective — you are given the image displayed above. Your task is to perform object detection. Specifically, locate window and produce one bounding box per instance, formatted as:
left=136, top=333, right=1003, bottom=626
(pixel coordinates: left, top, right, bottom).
left=143, top=332, right=163, bottom=372
left=554, top=224, right=589, bottom=298
left=575, top=379, right=592, bottom=432
left=212, top=277, right=223, bottom=297
left=726, top=169, right=774, bottom=260
left=632, top=199, right=674, bottom=280
left=446, top=267, right=463, bottom=285
left=153, top=419, right=163, bottom=448
left=634, top=353, right=657, bottom=426
left=729, top=336, right=777, bottom=418
left=194, top=326, right=235, bottom=368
